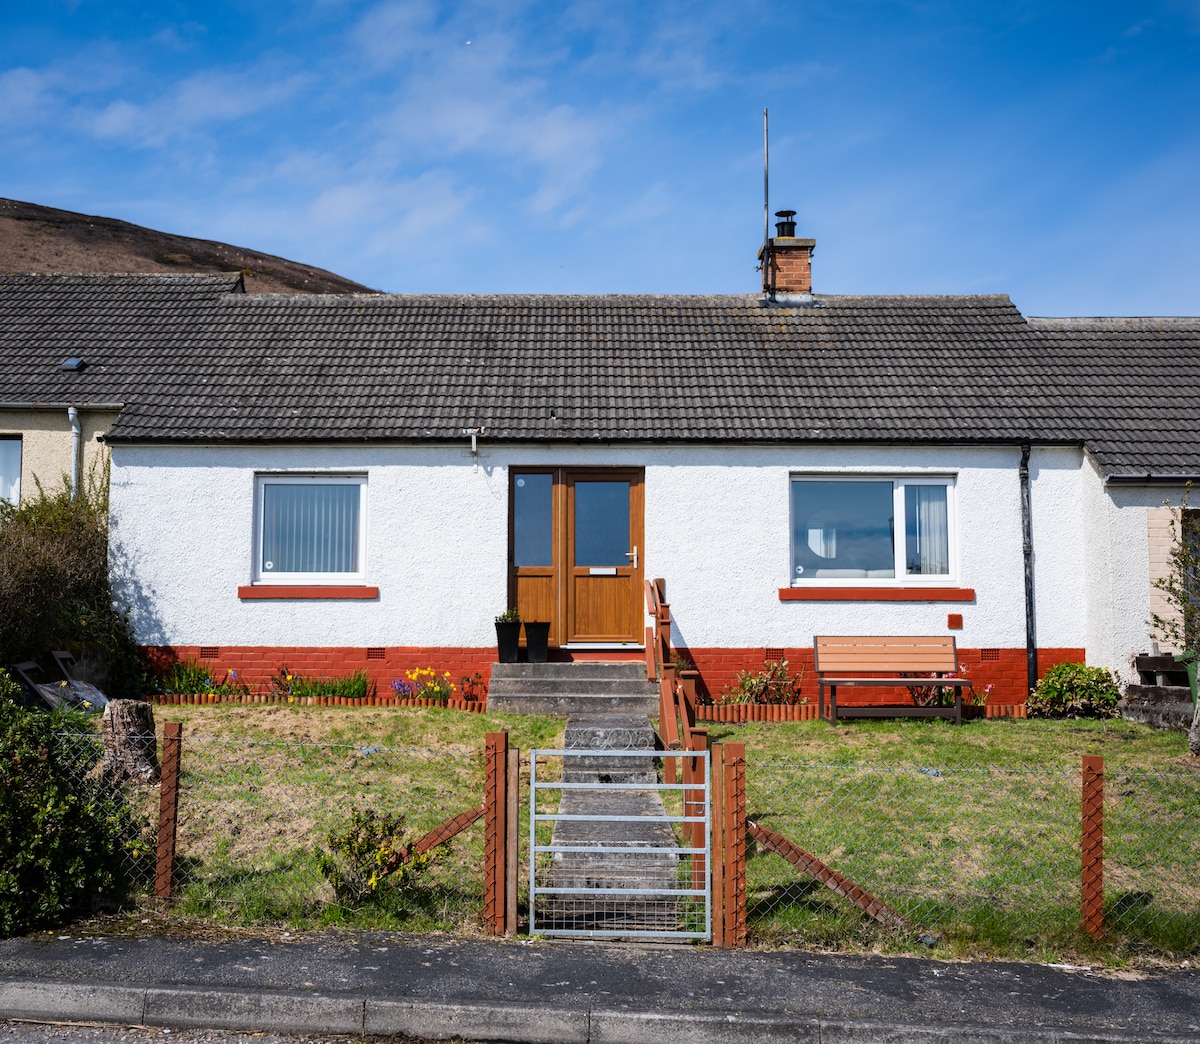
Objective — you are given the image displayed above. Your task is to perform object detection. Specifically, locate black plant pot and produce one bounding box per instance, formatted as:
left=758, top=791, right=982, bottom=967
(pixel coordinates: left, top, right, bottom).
left=524, top=621, right=551, bottom=663
left=495, top=621, right=522, bottom=663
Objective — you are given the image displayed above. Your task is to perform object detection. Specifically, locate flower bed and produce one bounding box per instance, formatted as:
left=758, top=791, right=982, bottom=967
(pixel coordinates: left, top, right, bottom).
left=149, top=693, right=487, bottom=712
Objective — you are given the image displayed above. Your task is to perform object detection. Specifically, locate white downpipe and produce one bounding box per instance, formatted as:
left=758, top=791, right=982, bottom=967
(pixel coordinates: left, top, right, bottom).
left=68, top=407, right=80, bottom=500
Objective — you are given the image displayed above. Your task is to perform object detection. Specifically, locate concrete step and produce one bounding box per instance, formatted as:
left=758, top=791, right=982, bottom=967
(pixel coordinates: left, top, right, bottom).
left=490, top=662, right=651, bottom=683
left=1120, top=685, right=1196, bottom=731
left=488, top=663, right=658, bottom=717
left=490, top=677, right=653, bottom=696
left=564, top=716, right=657, bottom=784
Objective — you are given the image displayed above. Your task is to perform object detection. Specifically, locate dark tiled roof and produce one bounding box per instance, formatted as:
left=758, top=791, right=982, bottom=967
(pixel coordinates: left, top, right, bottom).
left=0, top=272, right=244, bottom=405
left=1026, top=317, right=1200, bottom=479
left=2, top=274, right=1199, bottom=478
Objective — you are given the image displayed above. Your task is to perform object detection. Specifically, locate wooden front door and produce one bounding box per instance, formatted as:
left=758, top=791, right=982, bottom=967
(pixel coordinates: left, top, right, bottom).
left=510, top=468, right=644, bottom=647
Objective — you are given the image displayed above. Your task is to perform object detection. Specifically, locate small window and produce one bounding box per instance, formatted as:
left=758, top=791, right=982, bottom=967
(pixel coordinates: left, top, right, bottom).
left=255, top=475, right=366, bottom=583
left=0, top=438, right=20, bottom=506
left=791, top=476, right=954, bottom=583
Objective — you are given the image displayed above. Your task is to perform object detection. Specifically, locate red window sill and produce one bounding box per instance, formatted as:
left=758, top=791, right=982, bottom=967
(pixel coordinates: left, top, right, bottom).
left=238, top=585, right=380, bottom=600
left=779, top=586, right=976, bottom=603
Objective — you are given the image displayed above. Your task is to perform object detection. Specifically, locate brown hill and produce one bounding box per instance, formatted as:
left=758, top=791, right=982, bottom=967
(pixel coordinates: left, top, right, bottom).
left=0, top=198, right=377, bottom=295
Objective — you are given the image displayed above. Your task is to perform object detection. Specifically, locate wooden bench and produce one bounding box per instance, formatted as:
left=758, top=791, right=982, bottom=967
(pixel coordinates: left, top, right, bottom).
left=815, top=635, right=970, bottom=726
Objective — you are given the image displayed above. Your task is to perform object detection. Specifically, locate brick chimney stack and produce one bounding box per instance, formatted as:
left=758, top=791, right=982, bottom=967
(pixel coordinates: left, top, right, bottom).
left=758, top=210, right=816, bottom=298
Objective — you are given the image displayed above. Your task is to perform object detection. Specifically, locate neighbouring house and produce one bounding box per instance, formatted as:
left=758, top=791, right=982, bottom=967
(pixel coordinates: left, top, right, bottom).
left=2, top=229, right=1198, bottom=705
left=0, top=274, right=246, bottom=504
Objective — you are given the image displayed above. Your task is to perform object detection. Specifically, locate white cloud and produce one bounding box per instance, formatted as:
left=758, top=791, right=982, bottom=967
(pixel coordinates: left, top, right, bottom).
left=80, top=67, right=309, bottom=148
left=0, top=67, right=59, bottom=125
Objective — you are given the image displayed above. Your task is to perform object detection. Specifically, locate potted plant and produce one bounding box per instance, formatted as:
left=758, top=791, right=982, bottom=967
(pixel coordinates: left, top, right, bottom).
left=524, top=621, right=551, bottom=663
left=495, top=608, right=521, bottom=664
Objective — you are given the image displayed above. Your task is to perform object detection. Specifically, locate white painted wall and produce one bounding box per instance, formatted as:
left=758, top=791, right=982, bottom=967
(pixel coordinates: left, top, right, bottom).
left=1081, top=459, right=1190, bottom=675
left=110, top=440, right=1095, bottom=654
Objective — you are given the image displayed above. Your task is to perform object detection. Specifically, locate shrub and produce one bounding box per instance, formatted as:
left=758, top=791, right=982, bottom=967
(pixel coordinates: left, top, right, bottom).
left=716, top=660, right=806, bottom=705
left=0, top=476, right=144, bottom=698
left=317, top=808, right=431, bottom=904
left=0, top=670, right=146, bottom=937
left=1027, top=662, right=1121, bottom=719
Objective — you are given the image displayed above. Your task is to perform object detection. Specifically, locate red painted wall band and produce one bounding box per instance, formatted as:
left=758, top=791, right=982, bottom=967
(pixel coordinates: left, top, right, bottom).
left=779, top=587, right=976, bottom=602
left=237, top=586, right=380, bottom=600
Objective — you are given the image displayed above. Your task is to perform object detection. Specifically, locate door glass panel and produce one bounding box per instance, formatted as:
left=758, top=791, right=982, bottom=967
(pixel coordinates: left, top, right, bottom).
left=574, top=481, right=630, bottom=567
left=513, top=473, right=553, bottom=567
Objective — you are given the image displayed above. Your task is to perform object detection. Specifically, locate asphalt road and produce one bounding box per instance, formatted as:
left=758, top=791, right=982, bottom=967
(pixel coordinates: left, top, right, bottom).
left=3, top=930, right=1200, bottom=1043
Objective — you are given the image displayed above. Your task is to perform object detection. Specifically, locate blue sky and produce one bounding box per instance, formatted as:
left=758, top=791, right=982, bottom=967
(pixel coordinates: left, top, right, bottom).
left=2, top=1, right=1199, bottom=315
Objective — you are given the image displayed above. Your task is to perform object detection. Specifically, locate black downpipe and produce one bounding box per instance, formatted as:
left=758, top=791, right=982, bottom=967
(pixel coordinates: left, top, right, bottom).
left=1020, top=445, right=1037, bottom=696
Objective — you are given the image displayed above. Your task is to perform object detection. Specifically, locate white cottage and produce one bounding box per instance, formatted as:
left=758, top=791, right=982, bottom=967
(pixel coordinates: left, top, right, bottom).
left=3, top=233, right=1197, bottom=705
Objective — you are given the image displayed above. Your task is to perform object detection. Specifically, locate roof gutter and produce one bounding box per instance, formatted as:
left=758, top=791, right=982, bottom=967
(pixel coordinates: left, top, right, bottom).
left=1103, top=473, right=1200, bottom=486
left=0, top=402, right=124, bottom=410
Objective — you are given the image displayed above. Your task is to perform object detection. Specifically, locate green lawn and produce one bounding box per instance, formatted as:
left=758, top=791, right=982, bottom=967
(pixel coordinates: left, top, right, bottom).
left=104, top=706, right=1200, bottom=964
left=702, top=717, right=1198, bottom=963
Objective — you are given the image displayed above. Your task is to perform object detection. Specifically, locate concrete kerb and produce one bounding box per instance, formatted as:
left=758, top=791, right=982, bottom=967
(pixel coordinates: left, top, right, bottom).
left=0, top=980, right=146, bottom=1025
left=5, top=980, right=1200, bottom=1044
left=143, top=986, right=365, bottom=1035
left=366, top=997, right=590, bottom=1042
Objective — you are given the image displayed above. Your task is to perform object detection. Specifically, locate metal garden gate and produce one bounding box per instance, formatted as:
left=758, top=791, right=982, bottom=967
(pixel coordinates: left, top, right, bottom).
left=528, top=746, right=711, bottom=941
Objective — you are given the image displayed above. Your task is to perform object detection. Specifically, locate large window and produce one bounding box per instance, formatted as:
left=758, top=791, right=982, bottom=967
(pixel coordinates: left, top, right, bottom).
left=791, top=476, right=954, bottom=583
left=255, top=475, right=366, bottom=583
left=0, top=438, right=19, bottom=506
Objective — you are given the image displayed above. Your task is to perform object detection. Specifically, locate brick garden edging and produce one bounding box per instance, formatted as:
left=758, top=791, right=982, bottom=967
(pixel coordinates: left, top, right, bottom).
left=149, top=694, right=488, bottom=712
left=694, top=702, right=1027, bottom=722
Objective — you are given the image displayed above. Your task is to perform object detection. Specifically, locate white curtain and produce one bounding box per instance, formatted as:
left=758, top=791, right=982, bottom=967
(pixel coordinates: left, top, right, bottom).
left=262, top=483, right=360, bottom=573
left=907, top=485, right=949, bottom=575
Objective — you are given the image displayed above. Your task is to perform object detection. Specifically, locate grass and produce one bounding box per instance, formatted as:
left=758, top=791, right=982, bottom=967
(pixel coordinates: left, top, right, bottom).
left=88, top=706, right=1200, bottom=964
left=142, top=704, right=562, bottom=934
left=701, top=717, right=1199, bottom=963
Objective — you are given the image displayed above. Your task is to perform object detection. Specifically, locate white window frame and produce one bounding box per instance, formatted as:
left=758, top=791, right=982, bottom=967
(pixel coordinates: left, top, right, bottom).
left=253, top=473, right=368, bottom=584
left=790, top=474, right=958, bottom=585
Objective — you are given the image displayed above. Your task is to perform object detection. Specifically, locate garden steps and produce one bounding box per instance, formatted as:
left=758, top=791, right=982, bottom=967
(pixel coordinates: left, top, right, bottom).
left=1120, top=654, right=1196, bottom=731
left=487, top=662, right=658, bottom=717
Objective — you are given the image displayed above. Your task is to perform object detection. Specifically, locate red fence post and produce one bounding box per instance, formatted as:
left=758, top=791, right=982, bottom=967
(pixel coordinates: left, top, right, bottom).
left=710, top=742, right=726, bottom=948
left=484, top=731, right=509, bottom=935
left=721, top=741, right=747, bottom=948
left=155, top=721, right=183, bottom=900
left=1082, top=754, right=1104, bottom=940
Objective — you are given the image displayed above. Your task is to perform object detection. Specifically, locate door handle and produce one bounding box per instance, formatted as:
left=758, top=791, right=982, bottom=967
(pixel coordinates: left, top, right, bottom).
left=625, top=545, right=638, bottom=569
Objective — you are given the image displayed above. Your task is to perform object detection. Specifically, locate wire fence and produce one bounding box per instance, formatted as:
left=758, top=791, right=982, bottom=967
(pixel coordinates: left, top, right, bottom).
left=47, top=729, right=1200, bottom=957
left=745, top=758, right=1200, bottom=956
left=53, top=730, right=487, bottom=932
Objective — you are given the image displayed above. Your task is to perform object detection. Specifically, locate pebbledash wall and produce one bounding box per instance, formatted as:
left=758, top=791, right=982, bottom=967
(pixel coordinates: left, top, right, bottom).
left=110, top=440, right=1169, bottom=704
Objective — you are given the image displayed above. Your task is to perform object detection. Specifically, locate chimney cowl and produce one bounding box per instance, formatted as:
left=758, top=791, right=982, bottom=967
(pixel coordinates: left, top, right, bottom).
left=774, top=210, right=797, bottom=238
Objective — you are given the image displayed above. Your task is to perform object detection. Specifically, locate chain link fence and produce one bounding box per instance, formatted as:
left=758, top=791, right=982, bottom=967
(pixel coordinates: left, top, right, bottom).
left=45, top=727, right=1200, bottom=957
left=169, top=736, right=486, bottom=929
left=49, top=729, right=160, bottom=900
left=745, top=758, right=1200, bottom=956
left=51, top=729, right=486, bottom=931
